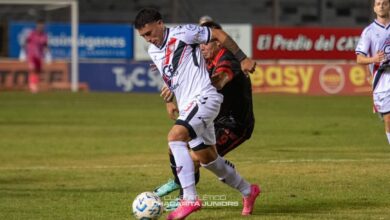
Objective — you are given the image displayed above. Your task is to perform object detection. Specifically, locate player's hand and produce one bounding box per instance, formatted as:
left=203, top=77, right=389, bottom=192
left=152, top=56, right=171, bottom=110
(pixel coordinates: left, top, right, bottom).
left=160, top=85, right=174, bottom=103
left=373, top=51, right=386, bottom=64
left=240, top=58, right=257, bottom=75
left=166, top=102, right=178, bottom=120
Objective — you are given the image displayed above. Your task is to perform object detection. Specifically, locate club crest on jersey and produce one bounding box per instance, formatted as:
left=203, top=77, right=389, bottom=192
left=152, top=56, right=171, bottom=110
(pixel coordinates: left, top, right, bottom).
left=382, top=36, right=390, bottom=59
left=384, top=45, right=390, bottom=54
left=162, top=64, right=178, bottom=89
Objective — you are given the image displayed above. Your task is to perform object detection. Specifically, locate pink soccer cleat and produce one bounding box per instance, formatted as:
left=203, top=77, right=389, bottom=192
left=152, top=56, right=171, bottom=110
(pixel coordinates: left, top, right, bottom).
left=166, top=198, right=202, bottom=220
left=242, top=184, right=261, bottom=216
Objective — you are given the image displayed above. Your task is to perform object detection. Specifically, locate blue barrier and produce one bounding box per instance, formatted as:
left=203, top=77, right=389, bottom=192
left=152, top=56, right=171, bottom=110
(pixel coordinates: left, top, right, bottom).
left=9, top=22, right=133, bottom=59
left=79, top=61, right=164, bottom=92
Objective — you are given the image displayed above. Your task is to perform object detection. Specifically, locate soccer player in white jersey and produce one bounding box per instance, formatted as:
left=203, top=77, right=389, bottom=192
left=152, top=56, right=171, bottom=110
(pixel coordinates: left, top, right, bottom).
left=134, top=8, right=260, bottom=220
left=356, top=0, right=390, bottom=144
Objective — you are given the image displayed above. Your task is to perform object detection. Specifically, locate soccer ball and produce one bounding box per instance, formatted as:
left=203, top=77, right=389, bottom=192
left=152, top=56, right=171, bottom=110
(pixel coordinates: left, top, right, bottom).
left=132, top=192, right=164, bottom=220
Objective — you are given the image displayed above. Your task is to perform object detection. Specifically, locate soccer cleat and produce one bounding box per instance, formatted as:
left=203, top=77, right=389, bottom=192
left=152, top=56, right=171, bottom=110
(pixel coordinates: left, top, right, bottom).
left=153, top=179, right=181, bottom=197
left=164, top=197, right=180, bottom=212
left=242, top=184, right=261, bottom=216
left=166, top=199, right=202, bottom=220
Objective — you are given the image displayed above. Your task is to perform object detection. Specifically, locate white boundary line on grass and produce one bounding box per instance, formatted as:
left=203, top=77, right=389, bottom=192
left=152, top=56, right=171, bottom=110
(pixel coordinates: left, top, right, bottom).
left=0, top=158, right=389, bottom=171
left=266, top=158, right=390, bottom=163
left=0, top=164, right=160, bottom=171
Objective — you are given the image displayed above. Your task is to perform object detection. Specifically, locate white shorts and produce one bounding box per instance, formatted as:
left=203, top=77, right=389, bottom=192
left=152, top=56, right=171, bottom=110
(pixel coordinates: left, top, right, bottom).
left=176, top=93, right=223, bottom=150
left=373, top=90, right=390, bottom=114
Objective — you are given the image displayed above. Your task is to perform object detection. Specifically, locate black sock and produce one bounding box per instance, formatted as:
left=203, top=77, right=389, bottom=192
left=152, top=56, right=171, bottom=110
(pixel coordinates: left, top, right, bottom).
left=195, top=170, right=200, bottom=185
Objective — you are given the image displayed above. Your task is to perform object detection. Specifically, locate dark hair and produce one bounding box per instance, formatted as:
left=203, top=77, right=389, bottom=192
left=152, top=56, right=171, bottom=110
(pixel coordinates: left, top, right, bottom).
left=134, top=8, right=162, bottom=29
left=200, top=21, right=222, bottom=30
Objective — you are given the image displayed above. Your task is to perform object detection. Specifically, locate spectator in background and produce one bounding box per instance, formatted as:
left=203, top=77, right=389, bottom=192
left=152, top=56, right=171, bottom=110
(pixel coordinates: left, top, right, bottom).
left=24, top=19, right=50, bottom=93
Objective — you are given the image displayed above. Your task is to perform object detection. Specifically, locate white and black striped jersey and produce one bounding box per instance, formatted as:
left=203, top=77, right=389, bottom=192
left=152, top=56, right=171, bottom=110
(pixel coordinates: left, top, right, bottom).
left=356, top=20, right=390, bottom=93
left=148, top=24, right=220, bottom=109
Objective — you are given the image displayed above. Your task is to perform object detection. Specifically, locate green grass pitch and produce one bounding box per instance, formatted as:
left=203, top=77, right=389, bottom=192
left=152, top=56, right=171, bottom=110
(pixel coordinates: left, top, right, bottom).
left=0, top=92, right=389, bottom=220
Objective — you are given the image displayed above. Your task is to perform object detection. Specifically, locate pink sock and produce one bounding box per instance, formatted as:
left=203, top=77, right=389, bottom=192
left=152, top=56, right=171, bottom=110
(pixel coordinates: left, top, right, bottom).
left=29, top=72, right=39, bottom=84
left=28, top=72, right=39, bottom=93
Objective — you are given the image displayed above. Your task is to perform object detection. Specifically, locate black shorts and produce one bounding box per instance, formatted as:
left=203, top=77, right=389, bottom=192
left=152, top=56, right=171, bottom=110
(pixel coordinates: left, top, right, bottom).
left=214, top=116, right=254, bottom=156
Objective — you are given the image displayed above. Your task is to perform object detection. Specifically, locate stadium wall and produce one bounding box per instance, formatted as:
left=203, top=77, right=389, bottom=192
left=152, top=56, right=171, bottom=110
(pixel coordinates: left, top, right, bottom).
left=0, top=60, right=71, bottom=91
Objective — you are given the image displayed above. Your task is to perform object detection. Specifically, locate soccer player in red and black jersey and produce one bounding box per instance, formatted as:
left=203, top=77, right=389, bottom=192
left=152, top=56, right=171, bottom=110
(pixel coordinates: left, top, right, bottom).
left=155, top=21, right=256, bottom=212
left=201, top=21, right=254, bottom=156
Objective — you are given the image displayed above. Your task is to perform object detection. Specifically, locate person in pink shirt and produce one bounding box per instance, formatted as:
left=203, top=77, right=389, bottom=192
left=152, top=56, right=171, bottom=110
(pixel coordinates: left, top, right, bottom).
left=25, top=19, right=49, bottom=93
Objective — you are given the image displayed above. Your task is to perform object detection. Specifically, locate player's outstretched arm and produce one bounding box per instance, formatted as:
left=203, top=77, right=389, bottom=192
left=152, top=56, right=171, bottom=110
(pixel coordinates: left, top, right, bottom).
left=211, top=28, right=256, bottom=74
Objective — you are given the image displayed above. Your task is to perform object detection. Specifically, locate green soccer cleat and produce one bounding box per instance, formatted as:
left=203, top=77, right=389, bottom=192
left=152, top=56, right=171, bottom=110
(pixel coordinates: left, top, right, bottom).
left=153, top=179, right=180, bottom=197
left=164, top=197, right=180, bottom=212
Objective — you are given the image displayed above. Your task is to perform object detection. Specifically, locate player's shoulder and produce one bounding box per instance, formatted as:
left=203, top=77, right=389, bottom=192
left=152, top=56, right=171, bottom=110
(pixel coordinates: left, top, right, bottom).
left=219, top=49, right=234, bottom=59
left=218, top=49, right=239, bottom=64
left=170, top=24, right=199, bottom=36
left=364, top=21, right=385, bottom=32
left=27, top=30, right=36, bottom=37
left=171, top=24, right=197, bottom=31
left=360, top=22, right=376, bottom=37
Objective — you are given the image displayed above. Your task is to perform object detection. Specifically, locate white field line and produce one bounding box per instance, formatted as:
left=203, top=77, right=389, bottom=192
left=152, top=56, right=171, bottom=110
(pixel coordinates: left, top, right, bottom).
left=0, top=164, right=160, bottom=171
left=266, top=158, right=390, bottom=163
left=0, top=158, right=389, bottom=171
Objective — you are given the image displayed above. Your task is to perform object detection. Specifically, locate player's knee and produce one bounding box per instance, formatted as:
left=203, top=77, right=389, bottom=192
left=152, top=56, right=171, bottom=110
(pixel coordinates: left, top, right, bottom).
left=167, top=126, right=189, bottom=142
left=192, top=146, right=218, bottom=164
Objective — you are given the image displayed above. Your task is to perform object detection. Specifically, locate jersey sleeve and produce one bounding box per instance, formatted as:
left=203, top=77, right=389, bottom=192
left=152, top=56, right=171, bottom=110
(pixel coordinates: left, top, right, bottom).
left=173, top=24, right=211, bottom=45
left=355, top=27, right=371, bottom=56
left=213, top=51, right=241, bottom=81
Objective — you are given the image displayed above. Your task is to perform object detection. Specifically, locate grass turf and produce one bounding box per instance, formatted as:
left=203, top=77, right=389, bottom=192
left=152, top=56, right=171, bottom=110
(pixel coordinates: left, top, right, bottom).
left=0, top=92, right=389, bottom=220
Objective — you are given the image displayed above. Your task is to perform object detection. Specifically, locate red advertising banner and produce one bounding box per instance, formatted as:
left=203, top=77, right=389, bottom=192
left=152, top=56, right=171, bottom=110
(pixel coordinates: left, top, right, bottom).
left=252, top=27, right=362, bottom=60
left=250, top=64, right=371, bottom=95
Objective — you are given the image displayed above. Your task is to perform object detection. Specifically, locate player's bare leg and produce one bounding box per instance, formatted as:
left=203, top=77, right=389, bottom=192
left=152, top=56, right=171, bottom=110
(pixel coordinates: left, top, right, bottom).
left=383, top=113, right=390, bottom=144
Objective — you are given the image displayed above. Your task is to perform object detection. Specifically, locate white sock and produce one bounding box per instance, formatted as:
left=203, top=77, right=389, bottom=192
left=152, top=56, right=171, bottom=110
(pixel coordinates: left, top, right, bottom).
left=183, top=184, right=197, bottom=201
left=386, top=132, right=390, bottom=144
left=201, top=156, right=251, bottom=197
left=169, top=141, right=197, bottom=201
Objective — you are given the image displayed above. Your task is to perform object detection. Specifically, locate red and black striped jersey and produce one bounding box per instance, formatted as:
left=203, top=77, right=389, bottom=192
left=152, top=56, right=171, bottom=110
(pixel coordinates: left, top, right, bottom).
left=207, top=48, right=254, bottom=128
